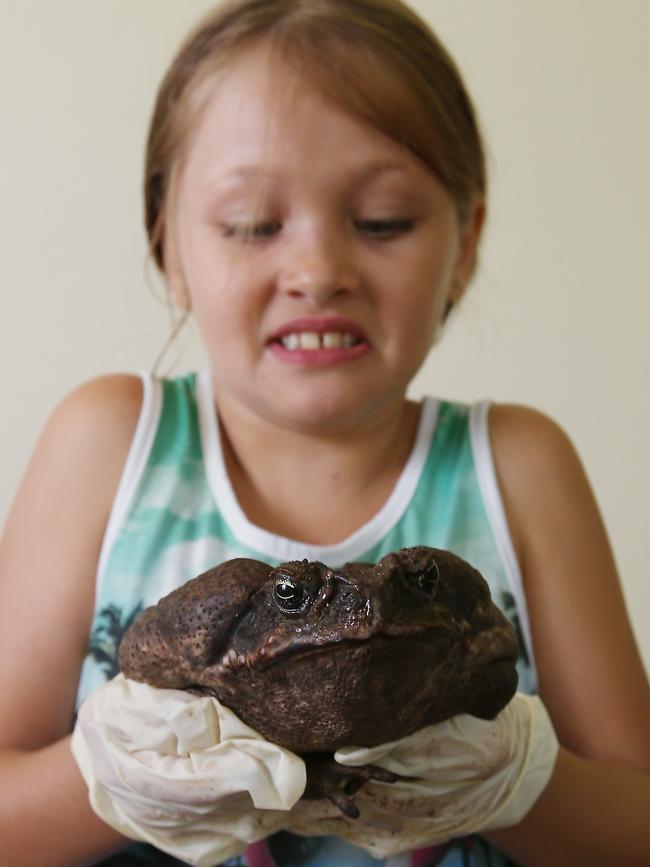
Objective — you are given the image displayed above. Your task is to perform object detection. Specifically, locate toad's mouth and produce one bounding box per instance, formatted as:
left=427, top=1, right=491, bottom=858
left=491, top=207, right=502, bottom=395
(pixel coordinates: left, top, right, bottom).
left=215, top=630, right=458, bottom=676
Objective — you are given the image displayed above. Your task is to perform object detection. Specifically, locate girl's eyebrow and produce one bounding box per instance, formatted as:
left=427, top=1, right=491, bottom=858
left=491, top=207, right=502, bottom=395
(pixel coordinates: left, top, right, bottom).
left=199, top=160, right=411, bottom=199
left=196, top=169, right=276, bottom=206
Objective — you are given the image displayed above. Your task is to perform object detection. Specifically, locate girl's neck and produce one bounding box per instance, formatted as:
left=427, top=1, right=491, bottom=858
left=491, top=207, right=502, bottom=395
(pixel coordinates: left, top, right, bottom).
left=215, top=390, right=421, bottom=546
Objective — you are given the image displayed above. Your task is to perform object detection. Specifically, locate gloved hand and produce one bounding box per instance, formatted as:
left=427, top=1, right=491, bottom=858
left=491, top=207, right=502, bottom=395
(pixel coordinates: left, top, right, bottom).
left=288, top=693, right=558, bottom=857
left=71, top=674, right=306, bottom=867
left=72, top=676, right=558, bottom=866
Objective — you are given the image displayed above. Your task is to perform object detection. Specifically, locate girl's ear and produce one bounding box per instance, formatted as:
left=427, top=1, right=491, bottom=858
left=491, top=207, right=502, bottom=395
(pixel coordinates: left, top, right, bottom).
left=451, top=194, right=487, bottom=299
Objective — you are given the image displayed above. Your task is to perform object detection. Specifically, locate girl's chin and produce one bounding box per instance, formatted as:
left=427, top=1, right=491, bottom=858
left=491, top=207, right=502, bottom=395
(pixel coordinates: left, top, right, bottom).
left=250, top=382, right=404, bottom=435
left=213, top=357, right=410, bottom=434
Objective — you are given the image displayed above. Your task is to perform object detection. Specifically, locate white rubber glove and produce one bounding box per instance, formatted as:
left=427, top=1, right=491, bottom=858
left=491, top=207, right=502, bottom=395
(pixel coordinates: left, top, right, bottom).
left=71, top=674, right=306, bottom=867
left=287, top=693, right=558, bottom=858
left=73, top=676, right=557, bottom=865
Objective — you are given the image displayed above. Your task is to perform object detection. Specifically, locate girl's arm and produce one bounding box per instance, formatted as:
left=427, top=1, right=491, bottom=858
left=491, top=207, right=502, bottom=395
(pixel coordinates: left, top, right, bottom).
left=487, top=747, right=650, bottom=866
left=0, top=375, right=143, bottom=866
left=0, top=738, right=127, bottom=867
left=484, top=404, right=650, bottom=866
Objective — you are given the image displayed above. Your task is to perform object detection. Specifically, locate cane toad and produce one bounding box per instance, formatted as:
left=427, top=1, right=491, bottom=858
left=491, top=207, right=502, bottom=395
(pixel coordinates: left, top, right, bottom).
left=119, top=546, right=518, bottom=754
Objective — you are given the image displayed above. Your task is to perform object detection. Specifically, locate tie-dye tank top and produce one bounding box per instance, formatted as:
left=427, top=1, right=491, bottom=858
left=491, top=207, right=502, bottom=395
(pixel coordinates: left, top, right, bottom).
left=78, top=369, right=536, bottom=867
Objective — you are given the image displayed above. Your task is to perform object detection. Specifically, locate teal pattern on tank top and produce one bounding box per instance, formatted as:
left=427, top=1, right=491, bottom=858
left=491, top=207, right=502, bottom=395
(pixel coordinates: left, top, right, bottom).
left=78, top=371, right=536, bottom=867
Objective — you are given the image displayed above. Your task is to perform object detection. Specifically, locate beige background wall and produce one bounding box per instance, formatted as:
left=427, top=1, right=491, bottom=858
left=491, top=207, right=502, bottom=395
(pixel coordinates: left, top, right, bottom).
left=1, top=1, right=648, bottom=668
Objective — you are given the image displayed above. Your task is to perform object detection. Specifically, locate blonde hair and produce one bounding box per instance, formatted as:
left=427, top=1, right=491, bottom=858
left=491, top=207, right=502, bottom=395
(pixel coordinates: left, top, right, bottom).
left=144, top=0, right=487, bottom=275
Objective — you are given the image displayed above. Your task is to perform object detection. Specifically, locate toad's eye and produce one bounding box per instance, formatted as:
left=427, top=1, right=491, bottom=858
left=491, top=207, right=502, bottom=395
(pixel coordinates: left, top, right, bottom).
left=414, top=561, right=440, bottom=597
left=273, top=577, right=306, bottom=611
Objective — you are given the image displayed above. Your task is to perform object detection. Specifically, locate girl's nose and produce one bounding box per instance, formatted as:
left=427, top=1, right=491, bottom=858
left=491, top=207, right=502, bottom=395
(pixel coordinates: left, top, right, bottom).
left=277, top=227, right=359, bottom=304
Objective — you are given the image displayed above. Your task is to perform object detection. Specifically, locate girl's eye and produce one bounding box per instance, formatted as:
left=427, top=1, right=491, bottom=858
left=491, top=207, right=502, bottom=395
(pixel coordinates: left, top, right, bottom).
left=355, top=218, right=415, bottom=240
left=221, top=222, right=282, bottom=242
left=220, top=217, right=415, bottom=243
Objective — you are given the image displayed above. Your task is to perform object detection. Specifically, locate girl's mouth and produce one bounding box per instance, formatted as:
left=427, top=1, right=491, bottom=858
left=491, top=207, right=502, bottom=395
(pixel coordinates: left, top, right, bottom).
left=279, top=330, right=359, bottom=351
left=267, top=319, right=371, bottom=366
left=268, top=332, right=370, bottom=366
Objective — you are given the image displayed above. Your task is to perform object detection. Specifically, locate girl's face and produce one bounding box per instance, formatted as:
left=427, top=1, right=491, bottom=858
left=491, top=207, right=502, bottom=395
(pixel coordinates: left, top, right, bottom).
left=167, top=47, right=483, bottom=434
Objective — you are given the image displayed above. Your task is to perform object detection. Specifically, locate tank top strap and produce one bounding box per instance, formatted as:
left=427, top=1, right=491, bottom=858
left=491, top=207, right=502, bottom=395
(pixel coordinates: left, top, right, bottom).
left=148, top=373, right=203, bottom=465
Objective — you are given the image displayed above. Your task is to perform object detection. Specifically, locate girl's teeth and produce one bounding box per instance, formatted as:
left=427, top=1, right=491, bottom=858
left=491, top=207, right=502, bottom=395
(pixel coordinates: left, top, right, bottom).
left=299, top=332, right=320, bottom=350
left=283, top=333, right=301, bottom=351
left=280, top=331, right=358, bottom=350
left=322, top=332, right=343, bottom=349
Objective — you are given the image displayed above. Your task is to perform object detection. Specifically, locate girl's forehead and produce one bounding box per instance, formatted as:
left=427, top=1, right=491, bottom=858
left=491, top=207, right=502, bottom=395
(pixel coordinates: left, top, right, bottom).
left=179, top=46, right=427, bottom=195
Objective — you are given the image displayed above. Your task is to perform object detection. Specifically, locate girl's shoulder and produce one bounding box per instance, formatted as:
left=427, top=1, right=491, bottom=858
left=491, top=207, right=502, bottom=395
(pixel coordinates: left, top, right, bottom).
left=486, top=403, right=588, bottom=550
left=53, top=372, right=144, bottom=437
left=37, top=373, right=147, bottom=518
left=22, top=373, right=145, bottom=520
left=48, top=372, right=145, bottom=477
left=488, top=402, right=576, bottom=464
left=486, top=401, right=592, bottom=577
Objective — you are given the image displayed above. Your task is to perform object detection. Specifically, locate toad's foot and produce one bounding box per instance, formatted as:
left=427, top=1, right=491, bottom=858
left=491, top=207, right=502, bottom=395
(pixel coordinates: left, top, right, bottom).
left=301, top=752, right=401, bottom=819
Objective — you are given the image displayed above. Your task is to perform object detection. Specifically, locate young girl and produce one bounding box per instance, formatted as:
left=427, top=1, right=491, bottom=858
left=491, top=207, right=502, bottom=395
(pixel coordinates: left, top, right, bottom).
left=1, top=1, right=649, bottom=865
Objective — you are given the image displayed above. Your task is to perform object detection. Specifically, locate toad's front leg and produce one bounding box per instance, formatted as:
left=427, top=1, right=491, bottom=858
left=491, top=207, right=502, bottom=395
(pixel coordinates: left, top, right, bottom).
left=301, top=752, right=400, bottom=818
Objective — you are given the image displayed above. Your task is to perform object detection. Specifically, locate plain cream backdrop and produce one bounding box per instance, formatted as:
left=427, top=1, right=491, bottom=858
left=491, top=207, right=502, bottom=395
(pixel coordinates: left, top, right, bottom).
left=1, top=1, right=648, bottom=668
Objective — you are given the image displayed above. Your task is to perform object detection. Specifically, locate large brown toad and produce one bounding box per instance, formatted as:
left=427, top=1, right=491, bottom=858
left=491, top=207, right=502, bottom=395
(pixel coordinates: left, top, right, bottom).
left=119, top=546, right=518, bottom=815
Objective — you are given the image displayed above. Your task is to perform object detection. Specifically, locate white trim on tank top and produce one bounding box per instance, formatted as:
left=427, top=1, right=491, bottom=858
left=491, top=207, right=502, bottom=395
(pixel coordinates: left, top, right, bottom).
left=95, top=371, right=163, bottom=599
left=93, top=371, right=535, bottom=679
left=469, top=401, right=537, bottom=674
left=196, top=368, right=440, bottom=566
